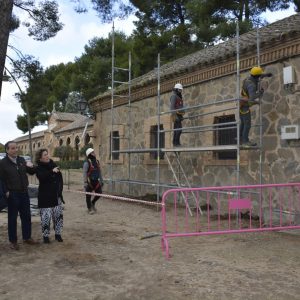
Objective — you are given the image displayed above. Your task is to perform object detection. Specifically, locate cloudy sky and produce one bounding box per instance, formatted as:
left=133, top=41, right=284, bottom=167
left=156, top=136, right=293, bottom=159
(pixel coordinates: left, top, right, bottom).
left=0, top=3, right=297, bottom=144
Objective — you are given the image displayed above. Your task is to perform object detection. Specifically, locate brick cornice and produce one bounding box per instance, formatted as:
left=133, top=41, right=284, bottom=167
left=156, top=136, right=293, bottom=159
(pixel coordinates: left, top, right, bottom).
left=90, top=37, right=300, bottom=113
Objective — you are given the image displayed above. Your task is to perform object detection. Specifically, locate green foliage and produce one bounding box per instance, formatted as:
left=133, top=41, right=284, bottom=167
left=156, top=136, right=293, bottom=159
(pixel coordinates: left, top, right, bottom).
left=186, top=0, right=292, bottom=43
left=53, top=145, right=75, bottom=161
left=15, top=0, right=63, bottom=41
left=17, top=32, right=133, bottom=129
left=10, top=56, right=49, bottom=132
left=0, top=0, right=64, bottom=112
left=87, top=0, right=134, bottom=22
left=64, top=91, right=82, bottom=113
left=56, top=160, right=84, bottom=169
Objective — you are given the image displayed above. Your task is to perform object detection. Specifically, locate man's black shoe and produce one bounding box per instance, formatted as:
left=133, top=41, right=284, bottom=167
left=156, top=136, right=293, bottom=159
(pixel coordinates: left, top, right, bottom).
left=10, top=242, right=19, bottom=250
left=23, top=238, right=38, bottom=245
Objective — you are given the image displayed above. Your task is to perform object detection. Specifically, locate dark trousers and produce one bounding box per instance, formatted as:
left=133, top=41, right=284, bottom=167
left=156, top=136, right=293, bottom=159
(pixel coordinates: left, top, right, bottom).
left=85, top=182, right=102, bottom=210
left=173, top=118, right=182, bottom=146
left=7, top=191, right=32, bottom=243
left=240, top=111, right=251, bottom=143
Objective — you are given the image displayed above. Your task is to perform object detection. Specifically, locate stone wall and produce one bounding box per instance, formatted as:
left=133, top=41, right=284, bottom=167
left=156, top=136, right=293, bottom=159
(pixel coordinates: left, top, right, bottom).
left=96, top=57, right=300, bottom=198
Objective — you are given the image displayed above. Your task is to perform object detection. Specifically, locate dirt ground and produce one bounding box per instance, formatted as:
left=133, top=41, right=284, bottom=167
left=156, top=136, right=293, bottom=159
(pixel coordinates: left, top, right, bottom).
left=1, top=174, right=300, bottom=299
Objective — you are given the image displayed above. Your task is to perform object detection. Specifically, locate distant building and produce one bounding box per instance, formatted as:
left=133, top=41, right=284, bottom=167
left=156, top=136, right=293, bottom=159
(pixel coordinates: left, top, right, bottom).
left=15, top=109, right=94, bottom=161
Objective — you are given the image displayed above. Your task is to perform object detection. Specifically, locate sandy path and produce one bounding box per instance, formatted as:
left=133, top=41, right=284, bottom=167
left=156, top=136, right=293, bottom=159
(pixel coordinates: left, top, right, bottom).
left=1, top=187, right=300, bottom=300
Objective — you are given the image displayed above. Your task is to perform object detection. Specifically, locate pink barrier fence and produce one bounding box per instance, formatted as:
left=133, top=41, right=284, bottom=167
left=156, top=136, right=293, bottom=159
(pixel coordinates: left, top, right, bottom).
left=161, top=183, right=300, bottom=259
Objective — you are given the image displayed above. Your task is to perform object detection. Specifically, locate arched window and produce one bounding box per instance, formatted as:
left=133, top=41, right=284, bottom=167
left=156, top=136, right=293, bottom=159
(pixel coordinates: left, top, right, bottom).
left=75, top=136, right=80, bottom=151
left=59, top=138, right=63, bottom=146
left=84, top=134, right=90, bottom=145
left=67, top=137, right=71, bottom=145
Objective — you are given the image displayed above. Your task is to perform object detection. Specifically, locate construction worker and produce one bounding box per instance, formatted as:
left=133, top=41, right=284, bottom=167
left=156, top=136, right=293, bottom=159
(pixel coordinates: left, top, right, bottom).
left=83, top=148, right=103, bottom=214
left=240, top=66, right=271, bottom=147
left=170, top=83, right=185, bottom=147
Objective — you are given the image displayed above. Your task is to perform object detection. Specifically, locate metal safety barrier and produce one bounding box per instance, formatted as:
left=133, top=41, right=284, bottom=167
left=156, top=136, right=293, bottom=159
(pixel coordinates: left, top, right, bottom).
left=161, top=183, right=300, bottom=259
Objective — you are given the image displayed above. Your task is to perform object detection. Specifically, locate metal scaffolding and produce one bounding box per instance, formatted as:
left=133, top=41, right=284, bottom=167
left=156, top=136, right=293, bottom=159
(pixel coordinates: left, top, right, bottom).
left=108, top=21, right=264, bottom=204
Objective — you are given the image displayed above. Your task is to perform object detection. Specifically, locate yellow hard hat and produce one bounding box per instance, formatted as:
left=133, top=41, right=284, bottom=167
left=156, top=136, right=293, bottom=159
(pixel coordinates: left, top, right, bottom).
left=250, top=66, right=263, bottom=76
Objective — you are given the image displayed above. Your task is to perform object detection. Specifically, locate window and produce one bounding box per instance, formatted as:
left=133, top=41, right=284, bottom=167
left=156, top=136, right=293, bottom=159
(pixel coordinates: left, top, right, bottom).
left=75, top=136, right=80, bottom=150
left=214, top=115, right=237, bottom=160
left=59, top=139, right=63, bottom=146
left=109, top=131, right=120, bottom=160
left=66, top=137, right=71, bottom=145
left=74, top=136, right=80, bottom=160
left=150, top=125, right=165, bottom=160
left=85, top=134, right=90, bottom=146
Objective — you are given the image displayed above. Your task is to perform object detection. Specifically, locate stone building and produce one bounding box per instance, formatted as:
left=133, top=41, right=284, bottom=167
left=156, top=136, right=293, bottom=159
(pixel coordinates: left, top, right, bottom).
left=89, top=13, right=300, bottom=197
left=15, top=110, right=94, bottom=160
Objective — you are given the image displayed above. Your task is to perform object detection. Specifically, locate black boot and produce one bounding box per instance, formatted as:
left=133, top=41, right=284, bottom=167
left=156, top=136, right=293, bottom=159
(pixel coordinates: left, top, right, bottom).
left=55, top=234, right=63, bottom=242
left=43, top=236, right=50, bottom=244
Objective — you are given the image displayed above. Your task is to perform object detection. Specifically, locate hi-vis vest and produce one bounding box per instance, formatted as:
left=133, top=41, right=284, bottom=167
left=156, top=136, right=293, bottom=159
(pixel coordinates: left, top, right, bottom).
left=240, top=78, right=252, bottom=114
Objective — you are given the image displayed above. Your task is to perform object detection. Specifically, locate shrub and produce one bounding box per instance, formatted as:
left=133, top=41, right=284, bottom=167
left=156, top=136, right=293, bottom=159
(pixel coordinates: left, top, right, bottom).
left=56, top=160, right=84, bottom=169
left=54, top=145, right=75, bottom=161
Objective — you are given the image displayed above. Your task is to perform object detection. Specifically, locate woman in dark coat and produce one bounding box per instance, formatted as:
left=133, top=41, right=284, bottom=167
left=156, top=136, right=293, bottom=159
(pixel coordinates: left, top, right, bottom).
left=35, top=149, right=64, bottom=243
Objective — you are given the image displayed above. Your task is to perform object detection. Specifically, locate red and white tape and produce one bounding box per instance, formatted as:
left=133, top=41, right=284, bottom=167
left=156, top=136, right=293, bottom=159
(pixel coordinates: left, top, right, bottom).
left=66, top=188, right=163, bottom=207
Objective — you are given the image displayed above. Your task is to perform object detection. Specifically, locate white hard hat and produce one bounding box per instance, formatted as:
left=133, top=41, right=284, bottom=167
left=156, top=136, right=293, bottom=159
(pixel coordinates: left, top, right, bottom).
left=86, top=148, right=94, bottom=157
left=174, top=83, right=183, bottom=90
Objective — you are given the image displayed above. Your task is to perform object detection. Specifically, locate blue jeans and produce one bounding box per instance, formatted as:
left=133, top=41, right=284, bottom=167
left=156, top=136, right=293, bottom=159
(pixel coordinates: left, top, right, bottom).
left=7, top=192, right=32, bottom=243
left=240, top=112, right=251, bottom=143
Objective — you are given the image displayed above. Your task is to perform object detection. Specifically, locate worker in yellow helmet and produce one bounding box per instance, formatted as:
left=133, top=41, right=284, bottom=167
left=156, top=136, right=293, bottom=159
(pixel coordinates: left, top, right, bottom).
left=240, top=66, right=272, bottom=147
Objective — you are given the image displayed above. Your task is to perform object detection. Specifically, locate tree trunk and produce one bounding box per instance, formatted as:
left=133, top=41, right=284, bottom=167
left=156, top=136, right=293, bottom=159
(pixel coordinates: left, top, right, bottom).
left=0, top=0, right=13, bottom=100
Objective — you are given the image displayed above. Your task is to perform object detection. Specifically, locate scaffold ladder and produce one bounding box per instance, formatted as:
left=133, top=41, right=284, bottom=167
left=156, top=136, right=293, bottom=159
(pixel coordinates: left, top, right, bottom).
left=165, top=151, right=203, bottom=216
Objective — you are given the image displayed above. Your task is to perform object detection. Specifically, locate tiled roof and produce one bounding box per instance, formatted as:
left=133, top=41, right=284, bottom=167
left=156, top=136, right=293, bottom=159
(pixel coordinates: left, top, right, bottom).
left=14, top=113, right=92, bottom=141
left=51, top=112, right=88, bottom=122
left=55, top=116, right=93, bottom=133
left=14, top=130, right=45, bottom=142
left=91, top=13, right=300, bottom=101
left=133, top=13, right=300, bottom=84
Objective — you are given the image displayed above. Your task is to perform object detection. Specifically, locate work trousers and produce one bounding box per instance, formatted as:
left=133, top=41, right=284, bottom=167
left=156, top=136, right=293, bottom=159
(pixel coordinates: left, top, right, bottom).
left=7, top=191, right=32, bottom=243
left=173, top=118, right=183, bottom=146
left=85, top=181, right=102, bottom=210
left=240, top=111, right=251, bottom=143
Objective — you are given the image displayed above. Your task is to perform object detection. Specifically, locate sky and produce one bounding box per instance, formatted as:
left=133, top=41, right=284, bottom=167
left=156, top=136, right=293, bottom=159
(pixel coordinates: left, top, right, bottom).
left=0, top=3, right=297, bottom=145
